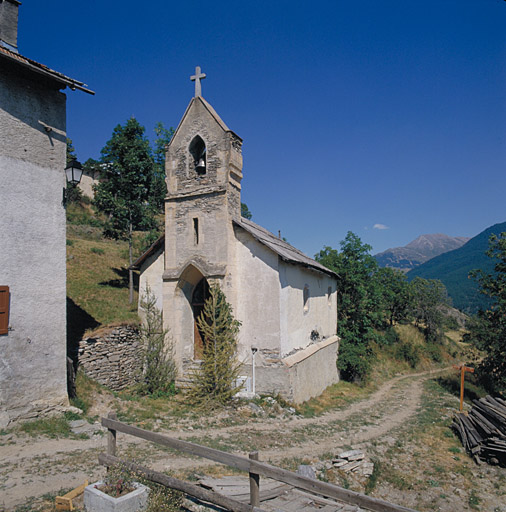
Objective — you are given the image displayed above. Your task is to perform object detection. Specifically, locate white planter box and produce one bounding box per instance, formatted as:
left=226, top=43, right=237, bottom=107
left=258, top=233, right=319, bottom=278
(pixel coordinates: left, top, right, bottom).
left=84, top=481, right=149, bottom=512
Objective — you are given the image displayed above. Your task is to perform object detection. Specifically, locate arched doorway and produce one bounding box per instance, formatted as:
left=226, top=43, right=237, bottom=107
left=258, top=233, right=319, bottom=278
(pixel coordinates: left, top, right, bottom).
left=191, top=277, right=210, bottom=359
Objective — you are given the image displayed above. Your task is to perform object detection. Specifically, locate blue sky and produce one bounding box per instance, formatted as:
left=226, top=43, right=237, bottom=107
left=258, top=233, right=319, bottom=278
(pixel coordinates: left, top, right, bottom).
left=18, top=0, right=506, bottom=255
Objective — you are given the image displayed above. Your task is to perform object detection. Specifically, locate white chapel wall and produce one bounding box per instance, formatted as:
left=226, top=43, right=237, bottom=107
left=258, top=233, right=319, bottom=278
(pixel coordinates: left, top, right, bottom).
left=279, top=262, right=337, bottom=357
left=138, top=249, right=164, bottom=318
left=234, top=229, right=281, bottom=361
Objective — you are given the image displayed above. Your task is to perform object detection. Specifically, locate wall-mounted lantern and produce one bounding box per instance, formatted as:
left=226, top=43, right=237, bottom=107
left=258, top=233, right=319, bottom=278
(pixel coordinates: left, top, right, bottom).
left=63, top=158, right=83, bottom=207
left=65, top=158, right=83, bottom=185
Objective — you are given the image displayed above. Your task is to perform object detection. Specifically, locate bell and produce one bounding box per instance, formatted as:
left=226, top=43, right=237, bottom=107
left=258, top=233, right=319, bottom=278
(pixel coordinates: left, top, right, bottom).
left=196, top=158, right=206, bottom=173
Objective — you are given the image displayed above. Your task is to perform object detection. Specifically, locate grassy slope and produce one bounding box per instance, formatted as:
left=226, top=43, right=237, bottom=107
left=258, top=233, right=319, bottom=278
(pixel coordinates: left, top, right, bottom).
left=66, top=217, right=140, bottom=344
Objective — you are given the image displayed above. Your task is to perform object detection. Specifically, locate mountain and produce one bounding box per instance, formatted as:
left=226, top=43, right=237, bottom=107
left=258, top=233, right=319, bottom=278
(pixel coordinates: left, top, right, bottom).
left=374, top=234, right=470, bottom=272
left=407, top=222, right=506, bottom=313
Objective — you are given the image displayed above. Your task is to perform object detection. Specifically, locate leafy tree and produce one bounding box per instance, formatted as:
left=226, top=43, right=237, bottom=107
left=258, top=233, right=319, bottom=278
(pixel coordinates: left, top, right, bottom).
left=464, top=233, right=506, bottom=393
left=188, top=284, right=242, bottom=405
left=316, top=232, right=383, bottom=382
left=94, top=118, right=159, bottom=303
left=409, top=277, right=449, bottom=343
left=376, top=267, right=412, bottom=326
left=241, top=202, right=252, bottom=220
left=137, top=286, right=176, bottom=396
left=66, top=137, right=77, bottom=165
left=152, top=122, right=174, bottom=211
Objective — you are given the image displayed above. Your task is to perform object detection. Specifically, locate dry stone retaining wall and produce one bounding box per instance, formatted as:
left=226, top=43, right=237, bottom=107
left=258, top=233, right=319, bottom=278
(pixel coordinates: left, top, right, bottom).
left=78, top=325, right=142, bottom=391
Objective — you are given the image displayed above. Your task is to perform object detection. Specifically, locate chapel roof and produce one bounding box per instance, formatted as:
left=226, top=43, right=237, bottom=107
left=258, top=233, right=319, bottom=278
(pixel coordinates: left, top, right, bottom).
left=234, top=217, right=337, bottom=278
left=0, top=45, right=94, bottom=94
left=131, top=219, right=337, bottom=279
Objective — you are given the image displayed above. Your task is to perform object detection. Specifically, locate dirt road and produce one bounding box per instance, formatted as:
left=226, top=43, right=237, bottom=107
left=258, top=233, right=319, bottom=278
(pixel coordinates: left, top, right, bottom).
left=0, top=369, right=447, bottom=510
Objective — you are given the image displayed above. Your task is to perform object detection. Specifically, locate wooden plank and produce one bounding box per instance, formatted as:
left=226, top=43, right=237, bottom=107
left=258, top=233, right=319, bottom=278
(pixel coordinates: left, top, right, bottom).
left=102, top=417, right=251, bottom=472
left=62, top=480, right=88, bottom=500
left=55, top=480, right=88, bottom=510
left=55, top=497, right=73, bottom=511
left=98, top=453, right=266, bottom=512
left=101, top=417, right=417, bottom=512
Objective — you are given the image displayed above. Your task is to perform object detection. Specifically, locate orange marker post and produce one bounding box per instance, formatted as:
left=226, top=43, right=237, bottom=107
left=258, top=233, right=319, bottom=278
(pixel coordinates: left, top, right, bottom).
left=453, top=364, right=474, bottom=412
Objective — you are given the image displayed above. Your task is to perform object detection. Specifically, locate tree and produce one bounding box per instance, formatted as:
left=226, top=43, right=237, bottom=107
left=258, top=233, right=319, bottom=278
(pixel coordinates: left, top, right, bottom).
left=94, top=118, right=159, bottom=303
left=316, top=232, right=383, bottom=382
left=152, top=122, right=174, bottom=211
left=188, top=284, right=242, bottom=405
left=241, top=202, right=252, bottom=220
left=137, top=286, right=177, bottom=396
left=409, top=277, right=449, bottom=343
left=376, top=267, right=412, bottom=326
left=464, top=233, right=506, bottom=393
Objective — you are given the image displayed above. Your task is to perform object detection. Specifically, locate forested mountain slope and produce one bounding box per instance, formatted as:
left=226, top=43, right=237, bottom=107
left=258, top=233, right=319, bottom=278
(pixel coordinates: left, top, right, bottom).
left=407, top=222, right=506, bottom=313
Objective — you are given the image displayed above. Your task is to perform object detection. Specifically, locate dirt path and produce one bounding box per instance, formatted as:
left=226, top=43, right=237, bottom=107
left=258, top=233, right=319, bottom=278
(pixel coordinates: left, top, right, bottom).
left=0, top=369, right=447, bottom=510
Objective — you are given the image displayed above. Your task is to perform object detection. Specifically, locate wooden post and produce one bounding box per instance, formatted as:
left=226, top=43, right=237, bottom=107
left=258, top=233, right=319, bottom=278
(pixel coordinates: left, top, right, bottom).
left=107, top=411, right=117, bottom=458
left=453, top=364, right=474, bottom=412
left=249, top=451, right=260, bottom=507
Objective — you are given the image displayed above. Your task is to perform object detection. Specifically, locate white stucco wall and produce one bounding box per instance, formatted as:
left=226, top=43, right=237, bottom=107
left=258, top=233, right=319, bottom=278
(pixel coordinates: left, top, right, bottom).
left=138, top=249, right=164, bottom=317
left=234, top=229, right=281, bottom=361
left=279, top=262, right=337, bottom=357
left=0, top=66, right=68, bottom=426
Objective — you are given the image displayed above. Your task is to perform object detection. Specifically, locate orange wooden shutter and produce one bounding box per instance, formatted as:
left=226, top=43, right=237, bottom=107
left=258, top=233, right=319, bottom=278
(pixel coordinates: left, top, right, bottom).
left=0, top=286, right=9, bottom=335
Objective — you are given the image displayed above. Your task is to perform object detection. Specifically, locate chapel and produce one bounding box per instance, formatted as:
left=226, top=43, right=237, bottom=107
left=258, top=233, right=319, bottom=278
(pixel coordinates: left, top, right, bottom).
left=134, top=68, right=339, bottom=403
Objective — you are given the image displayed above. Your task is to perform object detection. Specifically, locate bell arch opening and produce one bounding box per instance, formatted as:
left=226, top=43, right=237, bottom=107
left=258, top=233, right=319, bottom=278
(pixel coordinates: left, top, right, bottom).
left=189, top=135, right=206, bottom=176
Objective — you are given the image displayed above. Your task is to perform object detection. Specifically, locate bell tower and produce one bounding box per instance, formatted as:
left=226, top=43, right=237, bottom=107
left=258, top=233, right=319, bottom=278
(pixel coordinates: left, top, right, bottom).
left=163, top=66, right=243, bottom=283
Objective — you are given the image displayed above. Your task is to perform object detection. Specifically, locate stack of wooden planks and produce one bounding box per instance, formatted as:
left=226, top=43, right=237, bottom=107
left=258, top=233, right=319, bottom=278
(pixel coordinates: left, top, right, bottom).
left=452, top=395, right=506, bottom=465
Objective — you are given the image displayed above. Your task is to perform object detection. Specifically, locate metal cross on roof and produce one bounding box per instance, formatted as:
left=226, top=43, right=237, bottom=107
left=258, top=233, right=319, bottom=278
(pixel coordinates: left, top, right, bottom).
left=191, top=66, right=206, bottom=97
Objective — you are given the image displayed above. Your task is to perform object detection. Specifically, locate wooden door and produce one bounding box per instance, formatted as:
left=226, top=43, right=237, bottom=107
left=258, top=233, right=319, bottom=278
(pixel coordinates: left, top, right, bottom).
left=192, top=278, right=209, bottom=360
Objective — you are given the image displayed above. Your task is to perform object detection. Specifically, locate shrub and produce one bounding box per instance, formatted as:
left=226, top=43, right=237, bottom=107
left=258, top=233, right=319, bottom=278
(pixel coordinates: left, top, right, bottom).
left=187, top=284, right=242, bottom=405
left=137, top=286, right=177, bottom=396
left=425, top=342, right=443, bottom=362
left=395, top=342, right=420, bottom=368
left=337, top=335, right=373, bottom=383
left=90, top=247, right=105, bottom=255
left=381, top=326, right=401, bottom=346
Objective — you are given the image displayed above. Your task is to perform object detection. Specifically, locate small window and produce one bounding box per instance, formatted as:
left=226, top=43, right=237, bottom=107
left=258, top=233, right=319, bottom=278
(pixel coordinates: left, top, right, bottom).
left=327, top=286, right=332, bottom=306
left=0, top=286, right=10, bottom=335
left=193, top=218, right=199, bottom=245
left=303, top=285, right=310, bottom=313
left=189, top=135, right=206, bottom=175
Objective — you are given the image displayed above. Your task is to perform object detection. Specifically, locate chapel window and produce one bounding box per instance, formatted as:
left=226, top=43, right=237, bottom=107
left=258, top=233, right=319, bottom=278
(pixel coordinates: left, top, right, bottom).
left=189, top=135, right=206, bottom=175
left=328, top=286, right=332, bottom=306
left=193, top=218, right=199, bottom=245
left=303, top=285, right=310, bottom=313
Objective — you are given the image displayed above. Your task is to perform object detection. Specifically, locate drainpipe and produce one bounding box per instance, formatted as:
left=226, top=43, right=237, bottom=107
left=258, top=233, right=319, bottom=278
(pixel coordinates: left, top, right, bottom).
left=251, top=347, right=258, bottom=395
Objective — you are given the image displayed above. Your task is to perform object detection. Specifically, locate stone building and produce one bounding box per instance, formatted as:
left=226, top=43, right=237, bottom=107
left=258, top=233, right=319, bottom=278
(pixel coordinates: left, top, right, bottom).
left=0, top=0, right=93, bottom=427
left=134, top=69, right=339, bottom=403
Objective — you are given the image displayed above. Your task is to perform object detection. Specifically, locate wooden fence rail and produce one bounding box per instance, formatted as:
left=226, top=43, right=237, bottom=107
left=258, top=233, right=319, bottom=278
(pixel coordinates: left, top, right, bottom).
left=100, top=414, right=417, bottom=512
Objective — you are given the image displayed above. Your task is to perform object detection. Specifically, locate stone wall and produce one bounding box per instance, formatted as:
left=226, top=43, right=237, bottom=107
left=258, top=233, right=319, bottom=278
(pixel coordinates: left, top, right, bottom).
left=78, top=326, right=142, bottom=391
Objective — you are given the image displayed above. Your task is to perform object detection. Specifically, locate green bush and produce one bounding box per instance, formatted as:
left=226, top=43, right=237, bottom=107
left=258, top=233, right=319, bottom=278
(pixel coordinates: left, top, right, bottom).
left=395, top=342, right=420, bottom=368
left=381, top=326, right=401, bottom=346
left=425, top=343, right=443, bottom=362
left=137, top=286, right=177, bottom=396
left=90, top=247, right=105, bottom=255
left=187, top=284, right=242, bottom=405
left=337, top=336, right=373, bottom=383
